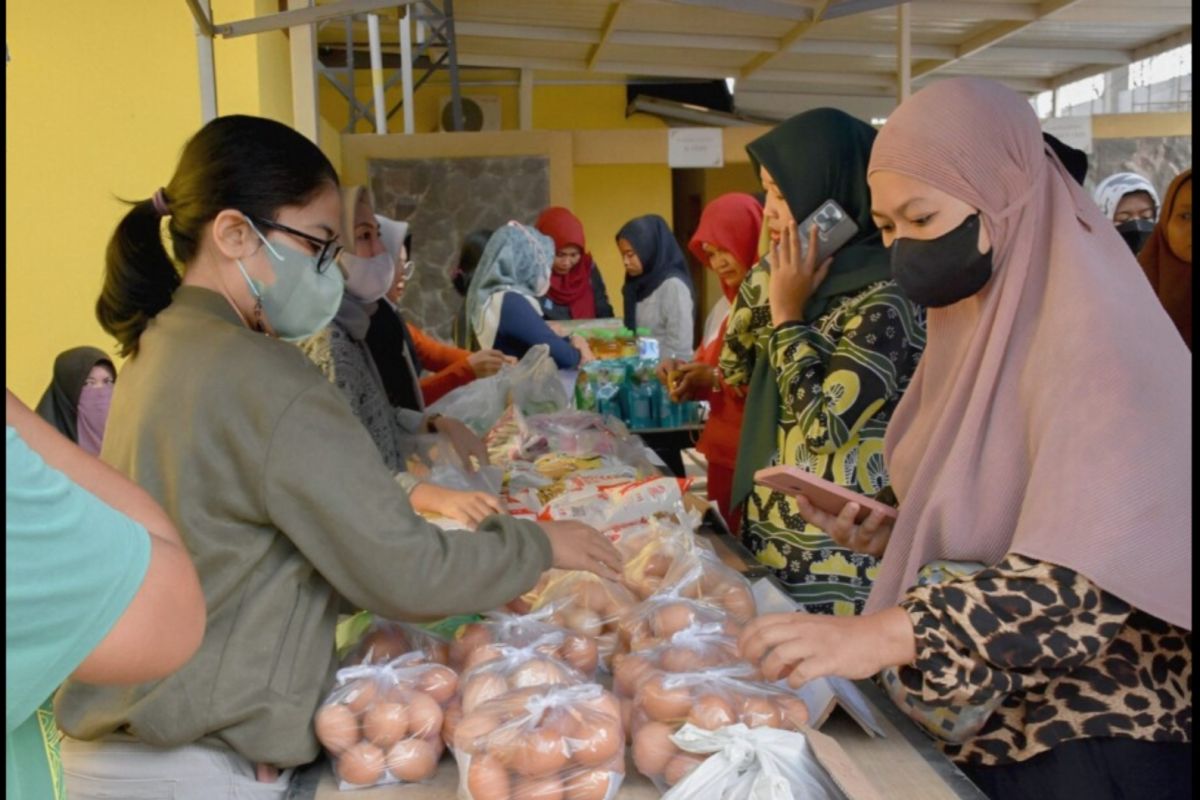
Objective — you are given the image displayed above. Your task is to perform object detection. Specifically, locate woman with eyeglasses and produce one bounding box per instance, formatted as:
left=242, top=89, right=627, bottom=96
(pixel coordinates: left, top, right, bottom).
left=35, top=346, right=117, bottom=456
left=58, top=115, right=623, bottom=799
left=374, top=214, right=513, bottom=407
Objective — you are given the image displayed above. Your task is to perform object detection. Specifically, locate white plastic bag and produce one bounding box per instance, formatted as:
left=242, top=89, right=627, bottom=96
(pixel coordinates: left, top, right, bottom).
left=663, top=723, right=847, bottom=800
left=405, top=434, right=503, bottom=495
left=428, top=345, right=568, bottom=435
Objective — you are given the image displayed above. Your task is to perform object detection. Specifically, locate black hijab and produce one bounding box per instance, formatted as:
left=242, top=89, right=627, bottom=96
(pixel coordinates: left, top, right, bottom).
left=731, top=109, right=893, bottom=510
left=35, top=347, right=113, bottom=442
left=365, top=302, right=425, bottom=411
left=617, top=214, right=696, bottom=331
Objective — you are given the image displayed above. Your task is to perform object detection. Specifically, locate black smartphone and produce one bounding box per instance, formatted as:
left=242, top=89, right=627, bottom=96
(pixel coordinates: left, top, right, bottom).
left=796, top=199, right=859, bottom=264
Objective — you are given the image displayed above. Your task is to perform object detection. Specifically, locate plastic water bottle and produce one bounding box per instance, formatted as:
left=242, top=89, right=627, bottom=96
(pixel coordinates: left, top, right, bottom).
left=636, top=327, right=659, bottom=361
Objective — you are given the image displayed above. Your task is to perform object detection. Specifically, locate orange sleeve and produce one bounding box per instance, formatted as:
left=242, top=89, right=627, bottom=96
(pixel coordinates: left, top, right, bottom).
left=420, top=360, right=477, bottom=406
left=409, top=325, right=470, bottom=372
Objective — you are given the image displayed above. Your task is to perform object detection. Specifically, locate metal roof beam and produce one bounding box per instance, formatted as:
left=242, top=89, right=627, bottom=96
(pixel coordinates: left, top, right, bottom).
left=1045, top=27, right=1191, bottom=90
left=911, top=0, right=1083, bottom=79
left=213, top=0, right=413, bottom=39
left=740, top=0, right=834, bottom=79
left=589, top=1, right=628, bottom=70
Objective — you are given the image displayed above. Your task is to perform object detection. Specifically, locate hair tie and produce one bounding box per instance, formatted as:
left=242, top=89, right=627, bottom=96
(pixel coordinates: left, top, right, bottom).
left=151, top=188, right=171, bottom=218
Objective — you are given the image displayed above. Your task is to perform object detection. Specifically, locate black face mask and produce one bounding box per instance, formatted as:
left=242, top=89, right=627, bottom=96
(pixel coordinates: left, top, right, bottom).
left=890, top=213, right=994, bottom=308
left=1115, top=218, right=1155, bottom=255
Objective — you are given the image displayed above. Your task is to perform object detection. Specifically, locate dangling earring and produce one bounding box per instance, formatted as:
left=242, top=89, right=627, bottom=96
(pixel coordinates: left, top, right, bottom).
left=251, top=297, right=266, bottom=333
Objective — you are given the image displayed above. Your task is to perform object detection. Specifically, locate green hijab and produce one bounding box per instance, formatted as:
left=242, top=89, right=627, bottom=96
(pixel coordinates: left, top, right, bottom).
left=730, top=109, right=893, bottom=512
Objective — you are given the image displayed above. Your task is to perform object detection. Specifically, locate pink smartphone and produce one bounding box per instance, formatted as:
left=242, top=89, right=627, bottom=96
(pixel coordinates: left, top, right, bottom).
left=754, top=465, right=898, bottom=525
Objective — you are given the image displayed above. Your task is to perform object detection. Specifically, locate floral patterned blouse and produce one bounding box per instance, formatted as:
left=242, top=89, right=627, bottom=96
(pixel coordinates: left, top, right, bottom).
left=721, top=265, right=925, bottom=614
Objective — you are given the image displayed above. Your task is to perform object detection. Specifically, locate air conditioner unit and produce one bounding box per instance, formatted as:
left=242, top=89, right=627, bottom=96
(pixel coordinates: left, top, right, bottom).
left=439, top=95, right=502, bottom=132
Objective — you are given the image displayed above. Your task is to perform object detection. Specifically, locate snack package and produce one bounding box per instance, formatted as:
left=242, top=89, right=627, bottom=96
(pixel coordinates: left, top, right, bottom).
left=453, top=683, right=626, bottom=800
left=662, top=723, right=850, bottom=800
left=448, top=616, right=600, bottom=679
left=456, top=634, right=591, bottom=716
left=314, top=660, right=460, bottom=790
left=537, top=476, right=693, bottom=530
left=629, top=667, right=810, bottom=793
left=518, top=571, right=639, bottom=669
left=341, top=618, right=451, bottom=667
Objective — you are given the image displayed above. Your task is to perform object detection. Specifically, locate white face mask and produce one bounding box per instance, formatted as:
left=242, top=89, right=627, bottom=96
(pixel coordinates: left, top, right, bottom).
left=340, top=251, right=395, bottom=303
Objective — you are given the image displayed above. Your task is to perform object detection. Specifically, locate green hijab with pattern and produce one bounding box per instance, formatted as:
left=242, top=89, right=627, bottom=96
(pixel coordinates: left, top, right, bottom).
left=730, top=109, right=893, bottom=513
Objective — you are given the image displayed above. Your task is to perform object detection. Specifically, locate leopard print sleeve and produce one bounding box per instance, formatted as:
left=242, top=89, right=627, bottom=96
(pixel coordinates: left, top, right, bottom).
left=896, top=554, right=1131, bottom=708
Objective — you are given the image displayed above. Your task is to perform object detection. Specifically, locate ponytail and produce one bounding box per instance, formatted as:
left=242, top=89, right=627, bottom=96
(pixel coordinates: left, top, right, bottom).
left=97, top=198, right=181, bottom=357
left=94, top=115, right=339, bottom=357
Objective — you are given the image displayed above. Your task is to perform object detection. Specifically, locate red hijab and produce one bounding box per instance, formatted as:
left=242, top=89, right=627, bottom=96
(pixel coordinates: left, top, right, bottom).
left=536, top=206, right=597, bottom=319
left=687, top=193, right=763, bottom=303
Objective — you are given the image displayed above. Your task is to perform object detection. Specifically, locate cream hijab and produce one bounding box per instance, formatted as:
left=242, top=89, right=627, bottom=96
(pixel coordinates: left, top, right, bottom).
left=865, top=78, right=1191, bottom=630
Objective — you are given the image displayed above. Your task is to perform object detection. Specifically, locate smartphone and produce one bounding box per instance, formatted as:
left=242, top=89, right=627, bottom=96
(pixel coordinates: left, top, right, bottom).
left=796, top=199, right=859, bottom=264
left=754, top=465, right=898, bottom=525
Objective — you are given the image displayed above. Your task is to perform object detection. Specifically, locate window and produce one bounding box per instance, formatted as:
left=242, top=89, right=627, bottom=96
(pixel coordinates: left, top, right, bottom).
left=1129, top=44, right=1192, bottom=89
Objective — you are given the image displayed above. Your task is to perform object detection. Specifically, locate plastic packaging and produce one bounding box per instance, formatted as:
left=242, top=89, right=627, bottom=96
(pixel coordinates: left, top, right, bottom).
left=628, top=667, right=810, bottom=792
left=342, top=618, right=452, bottom=667
left=456, top=634, right=591, bottom=716
left=452, top=683, right=626, bottom=800
left=616, top=594, right=741, bottom=657
left=428, top=345, right=568, bottom=436
left=537, top=476, right=693, bottom=531
left=314, top=660, right=460, bottom=790
left=518, top=571, right=640, bottom=670
left=662, top=723, right=847, bottom=800
left=404, top=434, right=503, bottom=495
left=636, top=328, right=660, bottom=361
left=448, top=616, right=600, bottom=679
left=611, top=622, right=747, bottom=700
left=653, top=547, right=758, bottom=626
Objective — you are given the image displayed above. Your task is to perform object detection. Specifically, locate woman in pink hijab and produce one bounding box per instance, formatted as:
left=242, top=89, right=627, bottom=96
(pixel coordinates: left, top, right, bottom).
left=738, top=77, right=1191, bottom=799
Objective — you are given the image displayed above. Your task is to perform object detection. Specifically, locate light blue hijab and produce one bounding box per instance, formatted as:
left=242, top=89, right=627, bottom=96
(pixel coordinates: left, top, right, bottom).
left=465, top=221, right=555, bottom=348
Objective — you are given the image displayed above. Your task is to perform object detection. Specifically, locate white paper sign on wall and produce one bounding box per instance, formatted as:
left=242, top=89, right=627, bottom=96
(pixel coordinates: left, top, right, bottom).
left=1041, top=115, right=1094, bottom=155
left=668, top=127, right=725, bottom=168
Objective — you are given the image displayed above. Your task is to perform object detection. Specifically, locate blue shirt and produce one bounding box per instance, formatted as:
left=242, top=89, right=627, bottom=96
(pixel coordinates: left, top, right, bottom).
left=6, top=426, right=150, bottom=800
left=494, top=292, right=581, bottom=369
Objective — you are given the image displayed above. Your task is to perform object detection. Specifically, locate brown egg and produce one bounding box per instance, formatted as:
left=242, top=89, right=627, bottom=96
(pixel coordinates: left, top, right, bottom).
left=510, top=727, right=569, bottom=777
left=343, top=679, right=379, bottom=714
left=466, top=754, right=511, bottom=800
left=664, top=753, right=705, bottom=786
left=639, top=677, right=692, bottom=722
left=721, top=586, right=756, bottom=624
left=416, top=665, right=459, bottom=705
left=577, top=580, right=610, bottom=613
left=563, top=768, right=612, bottom=800
left=688, top=694, right=736, bottom=731
left=385, top=738, right=440, bottom=782
left=740, top=696, right=783, bottom=729
left=632, top=721, right=677, bottom=776
left=612, top=653, right=651, bottom=697
left=463, top=673, right=510, bottom=714
left=337, top=741, right=386, bottom=786
left=660, top=646, right=704, bottom=673
left=559, top=634, right=600, bottom=675
left=427, top=641, right=451, bottom=666
left=776, top=696, right=810, bottom=731
left=406, top=691, right=445, bottom=739
left=563, top=608, right=604, bottom=638
left=652, top=604, right=696, bottom=639
left=465, top=644, right=505, bottom=673
left=314, top=703, right=360, bottom=755
left=453, top=712, right=500, bottom=755
left=513, top=774, right=565, bottom=800
left=511, top=659, right=567, bottom=689
left=603, top=753, right=626, bottom=777
left=571, top=716, right=621, bottom=767
left=644, top=552, right=673, bottom=578
left=580, top=691, right=621, bottom=726
left=442, top=703, right=463, bottom=745
left=362, top=701, right=409, bottom=747
left=452, top=623, right=494, bottom=668
left=359, top=627, right=410, bottom=663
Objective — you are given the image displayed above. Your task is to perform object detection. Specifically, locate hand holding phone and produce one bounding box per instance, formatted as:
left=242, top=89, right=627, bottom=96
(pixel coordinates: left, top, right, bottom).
left=769, top=223, right=831, bottom=326
left=754, top=465, right=898, bottom=526
left=796, top=199, right=859, bottom=265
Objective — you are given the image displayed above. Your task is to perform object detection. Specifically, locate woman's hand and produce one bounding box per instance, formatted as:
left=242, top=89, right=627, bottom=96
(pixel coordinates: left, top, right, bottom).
left=794, top=495, right=893, bottom=558
left=467, top=349, right=514, bottom=378
left=409, top=483, right=506, bottom=527
left=570, top=335, right=596, bottom=365
left=738, top=607, right=917, bottom=688
left=769, top=223, right=833, bottom=326
left=668, top=362, right=718, bottom=402
left=427, top=415, right=489, bottom=469
left=538, top=520, right=624, bottom=582
left=656, top=357, right=681, bottom=385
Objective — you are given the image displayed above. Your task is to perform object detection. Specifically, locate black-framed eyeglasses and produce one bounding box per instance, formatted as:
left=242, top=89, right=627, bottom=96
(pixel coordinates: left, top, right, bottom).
left=246, top=215, right=343, bottom=274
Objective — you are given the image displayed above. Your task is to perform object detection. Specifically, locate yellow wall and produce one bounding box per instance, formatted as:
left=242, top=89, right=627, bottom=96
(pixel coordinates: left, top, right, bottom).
left=5, top=1, right=298, bottom=405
